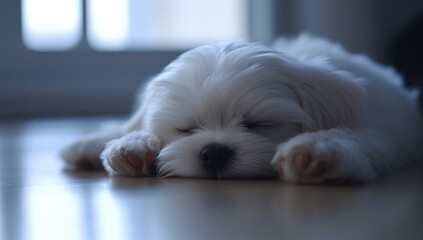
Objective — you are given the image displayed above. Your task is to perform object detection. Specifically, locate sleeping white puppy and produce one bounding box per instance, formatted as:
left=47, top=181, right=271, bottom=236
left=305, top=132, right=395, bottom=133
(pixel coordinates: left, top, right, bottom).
left=61, top=35, right=422, bottom=183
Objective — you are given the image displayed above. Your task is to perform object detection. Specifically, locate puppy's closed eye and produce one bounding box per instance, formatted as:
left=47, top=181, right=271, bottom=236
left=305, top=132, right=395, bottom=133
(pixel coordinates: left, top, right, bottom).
left=241, top=120, right=275, bottom=131
left=176, top=127, right=197, bottom=135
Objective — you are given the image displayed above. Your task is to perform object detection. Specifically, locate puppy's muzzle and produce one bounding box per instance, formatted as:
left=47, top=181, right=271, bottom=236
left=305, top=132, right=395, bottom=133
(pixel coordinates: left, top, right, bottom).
left=200, top=143, right=234, bottom=174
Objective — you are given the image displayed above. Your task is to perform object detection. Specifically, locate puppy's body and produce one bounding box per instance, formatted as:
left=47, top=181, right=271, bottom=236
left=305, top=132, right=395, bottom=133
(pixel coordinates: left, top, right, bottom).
left=62, top=35, right=422, bottom=183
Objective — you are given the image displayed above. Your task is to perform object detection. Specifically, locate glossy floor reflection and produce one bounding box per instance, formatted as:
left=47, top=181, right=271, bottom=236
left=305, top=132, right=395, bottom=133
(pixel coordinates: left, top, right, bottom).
left=1, top=118, right=423, bottom=240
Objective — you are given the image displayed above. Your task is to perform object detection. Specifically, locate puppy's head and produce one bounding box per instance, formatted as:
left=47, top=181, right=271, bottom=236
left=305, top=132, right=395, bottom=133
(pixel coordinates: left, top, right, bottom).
left=129, top=41, right=364, bottom=179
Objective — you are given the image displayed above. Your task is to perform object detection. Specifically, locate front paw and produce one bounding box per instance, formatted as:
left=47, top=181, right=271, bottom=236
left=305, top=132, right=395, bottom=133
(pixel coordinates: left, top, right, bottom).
left=271, top=133, right=344, bottom=183
left=101, top=132, right=161, bottom=177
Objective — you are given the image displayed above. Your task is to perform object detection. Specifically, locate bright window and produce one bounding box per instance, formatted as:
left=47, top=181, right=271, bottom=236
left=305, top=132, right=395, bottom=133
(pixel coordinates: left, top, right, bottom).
left=22, top=0, right=82, bottom=50
left=87, top=0, right=130, bottom=50
left=22, top=0, right=248, bottom=51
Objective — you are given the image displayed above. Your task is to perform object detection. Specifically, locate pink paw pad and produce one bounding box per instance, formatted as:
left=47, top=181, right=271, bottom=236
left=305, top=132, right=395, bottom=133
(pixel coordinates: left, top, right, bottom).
left=125, top=151, right=157, bottom=175
left=292, top=154, right=328, bottom=178
left=126, top=154, right=144, bottom=170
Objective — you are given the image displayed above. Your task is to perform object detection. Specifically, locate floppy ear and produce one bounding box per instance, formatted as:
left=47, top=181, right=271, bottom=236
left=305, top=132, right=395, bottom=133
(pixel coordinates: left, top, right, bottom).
left=285, top=65, right=366, bottom=131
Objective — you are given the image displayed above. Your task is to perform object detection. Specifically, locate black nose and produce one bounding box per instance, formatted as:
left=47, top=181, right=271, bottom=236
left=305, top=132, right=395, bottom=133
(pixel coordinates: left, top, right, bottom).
left=200, top=143, right=234, bottom=172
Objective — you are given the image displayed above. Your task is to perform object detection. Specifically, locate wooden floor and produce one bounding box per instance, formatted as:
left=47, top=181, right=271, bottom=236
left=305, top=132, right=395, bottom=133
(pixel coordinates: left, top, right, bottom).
left=1, top=118, right=423, bottom=240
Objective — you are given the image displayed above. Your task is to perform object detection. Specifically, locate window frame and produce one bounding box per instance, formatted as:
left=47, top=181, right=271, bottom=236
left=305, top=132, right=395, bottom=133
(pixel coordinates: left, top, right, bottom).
left=0, top=0, right=276, bottom=119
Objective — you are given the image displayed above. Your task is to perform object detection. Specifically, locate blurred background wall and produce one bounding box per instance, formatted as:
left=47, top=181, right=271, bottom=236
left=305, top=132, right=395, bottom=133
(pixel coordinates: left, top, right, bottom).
left=1, top=0, right=422, bottom=119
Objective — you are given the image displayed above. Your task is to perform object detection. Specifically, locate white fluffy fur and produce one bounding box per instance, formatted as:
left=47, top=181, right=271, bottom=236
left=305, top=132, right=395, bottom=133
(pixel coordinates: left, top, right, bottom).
left=61, top=35, right=422, bottom=183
